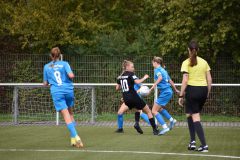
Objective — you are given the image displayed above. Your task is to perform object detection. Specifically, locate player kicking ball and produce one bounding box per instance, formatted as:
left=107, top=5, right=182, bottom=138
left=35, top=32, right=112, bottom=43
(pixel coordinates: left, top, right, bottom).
left=116, top=83, right=153, bottom=134
left=115, top=60, right=158, bottom=135
left=43, top=47, right=83, bottom=148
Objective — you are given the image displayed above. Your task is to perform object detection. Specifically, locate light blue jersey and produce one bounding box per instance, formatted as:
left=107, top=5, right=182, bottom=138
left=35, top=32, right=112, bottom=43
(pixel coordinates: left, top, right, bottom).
left=43, top=61, right=74, bottom=94
left=154, top=66, right=171, bottom=90
left=134, top=83, right=142, bottom=91
left=154, top=66, right=173, bottom=106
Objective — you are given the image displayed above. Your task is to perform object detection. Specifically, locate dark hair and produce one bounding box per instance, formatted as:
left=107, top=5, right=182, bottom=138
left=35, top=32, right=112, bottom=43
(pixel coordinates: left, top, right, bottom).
left=188, top=40, right=199, bottom=67
left=50, top=47, right=61, bottom=61
left=152, top=56, right=165, bottom=67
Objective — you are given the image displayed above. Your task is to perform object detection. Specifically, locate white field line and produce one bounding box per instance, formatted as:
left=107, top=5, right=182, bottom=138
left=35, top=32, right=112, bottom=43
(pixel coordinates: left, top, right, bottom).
left=0, top=149, right=240, bottom=159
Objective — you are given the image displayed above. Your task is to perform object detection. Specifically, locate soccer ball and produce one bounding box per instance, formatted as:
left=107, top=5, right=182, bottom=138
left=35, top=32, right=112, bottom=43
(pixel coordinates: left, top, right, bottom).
left=139, top=86, right=150, bottom=97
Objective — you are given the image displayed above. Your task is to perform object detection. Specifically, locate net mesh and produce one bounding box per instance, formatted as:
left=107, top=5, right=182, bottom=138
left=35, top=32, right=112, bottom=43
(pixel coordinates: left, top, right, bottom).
left=13, top=86, right=92, bottom=124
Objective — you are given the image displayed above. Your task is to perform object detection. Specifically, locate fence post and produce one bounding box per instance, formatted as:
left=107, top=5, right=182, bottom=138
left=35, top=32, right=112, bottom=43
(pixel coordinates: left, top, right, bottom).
left=13, top=87, right=19, bottom=125
left=154, top=87, right=158, bottom=102
left=91, top=87, right=96, bottom=123
left=56, top=112, right=59, bottom=126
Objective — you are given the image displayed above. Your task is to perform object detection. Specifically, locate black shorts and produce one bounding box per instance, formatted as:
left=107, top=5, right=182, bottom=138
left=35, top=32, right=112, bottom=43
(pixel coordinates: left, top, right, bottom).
left=123, top=94, right=146, bottom=110
left=185, top=85, right=208, bottom=114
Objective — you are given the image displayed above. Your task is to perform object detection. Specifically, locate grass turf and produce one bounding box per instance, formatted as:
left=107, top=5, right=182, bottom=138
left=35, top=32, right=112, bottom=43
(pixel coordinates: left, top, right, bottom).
left=0, top=126, right=239, bottom=160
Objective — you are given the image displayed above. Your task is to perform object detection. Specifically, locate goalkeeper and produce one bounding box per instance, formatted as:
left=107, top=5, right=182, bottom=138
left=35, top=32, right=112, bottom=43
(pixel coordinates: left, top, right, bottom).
left=43, top=47, right=83, bottom=148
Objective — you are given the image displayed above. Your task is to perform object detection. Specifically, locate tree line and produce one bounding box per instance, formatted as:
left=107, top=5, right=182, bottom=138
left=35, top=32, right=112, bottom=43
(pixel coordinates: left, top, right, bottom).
left=0, top=0, right=239, bottom=62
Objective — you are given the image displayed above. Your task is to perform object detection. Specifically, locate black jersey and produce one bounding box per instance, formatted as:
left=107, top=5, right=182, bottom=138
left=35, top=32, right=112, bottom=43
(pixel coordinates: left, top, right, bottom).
left=117, top=71, right=138, bottom=95
left=117, top=71, right=146, bottom=110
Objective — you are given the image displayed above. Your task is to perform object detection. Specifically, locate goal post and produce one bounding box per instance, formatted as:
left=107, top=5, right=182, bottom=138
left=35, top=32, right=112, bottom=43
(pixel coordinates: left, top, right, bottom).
left=0, top=83, right=239, bottom=126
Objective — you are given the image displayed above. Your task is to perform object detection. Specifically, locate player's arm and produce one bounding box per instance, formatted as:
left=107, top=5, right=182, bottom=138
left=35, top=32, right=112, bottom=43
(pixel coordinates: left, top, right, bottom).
left=150, top=75, right=162, bottom=92
left=43, top=66, right=49, bottom=86
left=65, top=62, right=74, bottom=79
left=206, top=71, right=212, bottom=98
left=68, top=73, right=74, bottom=79
left=178, top=73, right=189, bottom=106
left=134, top=74, right=149, bottom=84
left=169, top=79, right=180, bottom=94
left=116, top=77, right=121, bottom=91
left=116, top=84, right=121, bottom=91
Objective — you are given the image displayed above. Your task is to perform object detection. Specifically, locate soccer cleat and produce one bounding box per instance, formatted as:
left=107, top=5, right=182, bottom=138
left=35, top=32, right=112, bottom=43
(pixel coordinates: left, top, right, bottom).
left=153, top=128, right=159, bottom=135
left=115, top=128, right=124, bottom=133
left=188, top=141, right=196, bottom=150
left=158, top=127, right=170, bottom=135
left=71, top=137, right=76, bottom=147
left=134, top=123, right=143, bottom=134
left=169, top=119, right=177, bottom=130
left=197, top=145, right=209, bottom=152
left=75, top=135, right=84, bottom=148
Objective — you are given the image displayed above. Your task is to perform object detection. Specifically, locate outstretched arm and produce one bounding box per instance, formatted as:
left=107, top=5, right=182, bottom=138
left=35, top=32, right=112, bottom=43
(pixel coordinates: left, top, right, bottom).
left=134, top=74, right=149, bottom=84
left=150, top=76, right=162, bottom=92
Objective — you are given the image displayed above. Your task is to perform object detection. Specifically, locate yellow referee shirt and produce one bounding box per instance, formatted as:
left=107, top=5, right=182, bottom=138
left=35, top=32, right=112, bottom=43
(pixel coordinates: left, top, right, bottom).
left=181, top=56, right=210, bottom=86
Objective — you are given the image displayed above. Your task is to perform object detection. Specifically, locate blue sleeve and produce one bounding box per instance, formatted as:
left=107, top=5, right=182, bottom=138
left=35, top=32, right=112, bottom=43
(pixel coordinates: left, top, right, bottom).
left=167, top=73, right=171, bottom=81
left=65, top=62, right=73, bottom=74
left=43, top=65, right=48, bottom=82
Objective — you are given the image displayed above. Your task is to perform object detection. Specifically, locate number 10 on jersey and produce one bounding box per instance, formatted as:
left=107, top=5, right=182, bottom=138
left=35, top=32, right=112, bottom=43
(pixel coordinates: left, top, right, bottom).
left=120, top=79, right=129, bottom=92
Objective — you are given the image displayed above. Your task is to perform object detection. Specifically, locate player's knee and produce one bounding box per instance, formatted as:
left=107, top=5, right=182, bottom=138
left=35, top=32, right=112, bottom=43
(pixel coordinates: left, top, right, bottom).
left=159, top=107, right=163, bottom=112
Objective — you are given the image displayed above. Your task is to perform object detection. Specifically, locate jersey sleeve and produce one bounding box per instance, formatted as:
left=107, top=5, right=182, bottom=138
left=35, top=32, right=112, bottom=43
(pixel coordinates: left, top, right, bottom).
left=43, top=65, right=48, bottom=82
left=206, top=62, right=211, bottom=71
left=181, top=60, right=189, bottom=73
left=117, top=77, right=120, bottom=84
left=65, top=62, right=73, bottom=74
left=130, top=74, right=138, bottom=82
left=156, top=70, right=162, bottom=78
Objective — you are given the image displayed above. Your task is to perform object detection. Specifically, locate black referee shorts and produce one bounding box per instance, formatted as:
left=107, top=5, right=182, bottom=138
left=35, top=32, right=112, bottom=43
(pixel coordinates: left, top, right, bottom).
left=123, top=94, right=146, bottom=110
left=185, top=85, right=208, bottom=114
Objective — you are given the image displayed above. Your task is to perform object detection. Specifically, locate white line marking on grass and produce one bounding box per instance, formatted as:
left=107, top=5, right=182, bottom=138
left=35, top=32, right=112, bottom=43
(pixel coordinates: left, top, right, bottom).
left=0, top=149, right=239, bottom=159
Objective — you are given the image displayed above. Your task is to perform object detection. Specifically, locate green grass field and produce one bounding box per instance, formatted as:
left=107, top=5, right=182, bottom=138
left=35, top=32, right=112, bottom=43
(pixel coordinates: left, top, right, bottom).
left=0, top=126, right=239, bottom=160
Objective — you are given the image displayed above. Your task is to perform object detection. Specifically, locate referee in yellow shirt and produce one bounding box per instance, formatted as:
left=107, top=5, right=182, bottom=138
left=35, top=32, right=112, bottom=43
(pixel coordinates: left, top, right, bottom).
left=178, top=40, right=212, bottom=152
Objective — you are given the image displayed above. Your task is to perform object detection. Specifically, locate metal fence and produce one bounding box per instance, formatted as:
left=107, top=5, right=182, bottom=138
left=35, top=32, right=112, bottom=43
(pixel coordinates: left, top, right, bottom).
left=0, top=54, right=240, bottom=125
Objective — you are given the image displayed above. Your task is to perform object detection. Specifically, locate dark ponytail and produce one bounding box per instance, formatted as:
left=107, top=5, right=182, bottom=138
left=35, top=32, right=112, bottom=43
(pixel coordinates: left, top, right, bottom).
left=188, top=40, right=199, bottom=67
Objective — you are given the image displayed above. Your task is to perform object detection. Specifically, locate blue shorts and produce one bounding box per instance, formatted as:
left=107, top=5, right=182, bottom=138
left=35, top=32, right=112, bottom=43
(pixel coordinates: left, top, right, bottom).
left=155, top=88, right=173, bottom=107
left=51, top=92, right=74, bottom=112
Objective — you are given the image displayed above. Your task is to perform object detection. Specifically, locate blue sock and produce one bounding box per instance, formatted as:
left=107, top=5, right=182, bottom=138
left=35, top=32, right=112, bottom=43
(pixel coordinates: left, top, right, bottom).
left=72, top=121, right=76, bottom=126
left=160, top=109, right=172, bottom=121
left=117, top=114, right=123, bottom=129
left=155, top=113, right=166, bottom=126
left=67, top=122, right=78, bottom=138
left=140, top=113, right=150, bottom=125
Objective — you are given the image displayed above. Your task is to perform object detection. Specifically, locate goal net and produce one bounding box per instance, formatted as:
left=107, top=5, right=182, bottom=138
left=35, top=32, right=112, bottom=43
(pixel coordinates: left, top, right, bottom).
left=1, top=84, right=93, bottom=125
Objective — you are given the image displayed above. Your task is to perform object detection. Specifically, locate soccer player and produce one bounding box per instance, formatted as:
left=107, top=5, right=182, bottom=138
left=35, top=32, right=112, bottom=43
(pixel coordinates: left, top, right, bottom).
left=43, top=47, right=83, bottom=148
left=149, top=56, right=178, bottom=135
left=178, top=40, right=212, bottom=152
left=116, top=83, right=151, bottom=134
left=115, top=60, right=159, bottom=135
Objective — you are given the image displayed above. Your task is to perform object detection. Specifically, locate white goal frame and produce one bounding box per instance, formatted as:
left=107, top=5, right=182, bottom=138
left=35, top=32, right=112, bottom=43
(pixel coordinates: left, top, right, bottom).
left=0, top=83, right=240, bottom=125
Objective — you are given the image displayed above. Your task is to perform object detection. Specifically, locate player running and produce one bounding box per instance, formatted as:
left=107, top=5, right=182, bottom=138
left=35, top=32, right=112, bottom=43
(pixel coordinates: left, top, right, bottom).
left=43, top=47, right=83, bottom=148
left=149, top=56, right=179, bottom=135
left=115, top=60, right=159, bottom=135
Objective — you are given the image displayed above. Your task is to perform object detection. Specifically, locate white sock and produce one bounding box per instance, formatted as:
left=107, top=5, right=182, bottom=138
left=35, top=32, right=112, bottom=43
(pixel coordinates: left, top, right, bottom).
left=162, top=124, right=168, bottom=129
left=169, top=117, right=174, bottom=122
